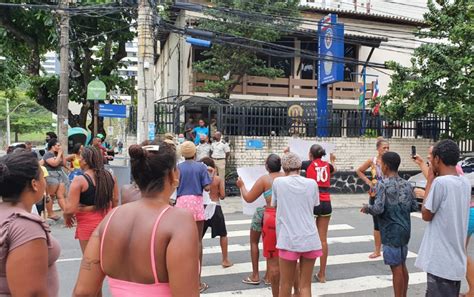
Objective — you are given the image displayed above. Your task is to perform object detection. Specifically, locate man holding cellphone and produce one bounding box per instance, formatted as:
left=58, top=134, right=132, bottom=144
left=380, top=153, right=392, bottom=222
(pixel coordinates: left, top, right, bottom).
left=415, top=140, right=471, bottom=297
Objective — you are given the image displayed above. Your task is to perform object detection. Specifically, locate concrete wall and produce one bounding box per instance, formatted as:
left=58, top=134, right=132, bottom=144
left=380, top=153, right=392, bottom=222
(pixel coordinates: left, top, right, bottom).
left=224, top=136, right=433, bottom=195
left=227, top=136, right=433, bottom=171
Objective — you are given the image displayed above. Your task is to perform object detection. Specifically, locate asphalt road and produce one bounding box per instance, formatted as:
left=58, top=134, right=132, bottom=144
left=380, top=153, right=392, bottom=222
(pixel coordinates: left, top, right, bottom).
left=52, top=200, right=473, bottom=296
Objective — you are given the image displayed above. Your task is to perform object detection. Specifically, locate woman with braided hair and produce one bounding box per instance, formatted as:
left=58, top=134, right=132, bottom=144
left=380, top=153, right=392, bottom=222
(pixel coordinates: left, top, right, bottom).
left=64, top=147, right=118, bottom=253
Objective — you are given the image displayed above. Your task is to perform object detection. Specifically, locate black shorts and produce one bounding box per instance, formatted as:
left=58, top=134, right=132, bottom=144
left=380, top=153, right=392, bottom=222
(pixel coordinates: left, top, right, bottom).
left=426, top=273, right=461, bottom=297
left=203, top=205, right=227, bottom=238
left=369, top=197, right=380, bottom=231
left=314, top=201, right=332, bottom=217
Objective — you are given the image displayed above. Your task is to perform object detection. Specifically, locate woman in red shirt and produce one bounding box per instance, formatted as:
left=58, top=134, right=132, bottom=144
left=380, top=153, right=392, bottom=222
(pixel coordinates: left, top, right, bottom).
left=304, top=144, right=336, bottom=283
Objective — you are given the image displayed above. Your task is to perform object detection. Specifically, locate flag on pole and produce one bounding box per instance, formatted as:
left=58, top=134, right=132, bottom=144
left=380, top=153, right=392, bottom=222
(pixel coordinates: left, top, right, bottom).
left=372, top=79, right=380, bottom=115
left=358, top=84, right=365, bottom=108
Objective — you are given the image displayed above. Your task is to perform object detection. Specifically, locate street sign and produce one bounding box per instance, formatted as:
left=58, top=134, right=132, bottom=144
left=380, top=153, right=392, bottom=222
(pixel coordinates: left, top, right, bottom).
left=99, top=104, right=127, bottom=118
left=317, top=14, right=344, bottom=137
left=246, top=139, right=264, bottom=150
left=318, top=14, right=344, bottom=85
left=148, top=123, right=155, bottom=141
left=87, top=79, right=107, bottom=100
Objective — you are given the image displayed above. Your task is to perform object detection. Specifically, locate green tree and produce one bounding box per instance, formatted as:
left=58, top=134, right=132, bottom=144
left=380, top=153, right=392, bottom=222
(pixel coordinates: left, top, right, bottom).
left=0, top=90, right=53, bottom=142
left=193, top=0, right=300, bottom=99
left=379, top=0, right=473, bottom=140
left=0, top=1, right=136, bottom=135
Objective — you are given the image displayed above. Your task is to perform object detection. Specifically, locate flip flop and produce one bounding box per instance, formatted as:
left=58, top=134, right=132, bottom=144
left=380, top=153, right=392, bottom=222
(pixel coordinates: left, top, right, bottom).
left=264, top=279, right=271, bottom=286
left=200, top=282, right=209, bottom=293
left=314, top=275, right=326, bottom=283
left=368, top=252, right=381, bottom=259
left=222, top=262, right=234, bottom=268
left=48, top=215, right=60, bottom=221
left=242, top=277, right=260, bottom=285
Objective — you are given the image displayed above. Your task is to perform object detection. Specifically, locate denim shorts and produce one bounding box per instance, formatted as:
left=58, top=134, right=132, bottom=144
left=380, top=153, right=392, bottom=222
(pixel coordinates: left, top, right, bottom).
left=383, top=245, right=408, bottom=266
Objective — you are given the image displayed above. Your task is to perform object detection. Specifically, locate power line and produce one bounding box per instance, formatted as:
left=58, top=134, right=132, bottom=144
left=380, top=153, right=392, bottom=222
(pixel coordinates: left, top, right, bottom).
left=161, top=21, right=389, bottom=69
left=177, top=12, right=424, bottom=53
left=178, top=2, right=434, bottom=48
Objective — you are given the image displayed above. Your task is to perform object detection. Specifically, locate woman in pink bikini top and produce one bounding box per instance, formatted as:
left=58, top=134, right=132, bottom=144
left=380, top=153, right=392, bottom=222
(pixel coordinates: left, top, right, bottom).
left=73, top=141, right=200, bottom=297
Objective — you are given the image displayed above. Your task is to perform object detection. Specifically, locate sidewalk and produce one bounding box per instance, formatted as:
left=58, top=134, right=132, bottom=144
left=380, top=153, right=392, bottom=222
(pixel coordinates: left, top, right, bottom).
left=221, top=194, right=368, bottom=214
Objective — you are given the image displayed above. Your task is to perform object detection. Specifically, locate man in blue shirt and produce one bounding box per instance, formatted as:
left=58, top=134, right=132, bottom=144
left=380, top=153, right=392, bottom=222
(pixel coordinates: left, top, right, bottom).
left=192, top=119, right=209, bottom=145
left=361, top=152, right=418, bottom=297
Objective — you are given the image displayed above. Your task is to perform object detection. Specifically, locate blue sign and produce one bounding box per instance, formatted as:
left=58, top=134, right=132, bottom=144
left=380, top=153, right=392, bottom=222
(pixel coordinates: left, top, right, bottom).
left=148, top=123, right=155, bottom=141
left=317, top=14, right=344, bottom=137
left=246, top=139, right=264, bottom=150
left=99, top=104, right=127, bottom=118
left=318, top=14, right=344, bottom=85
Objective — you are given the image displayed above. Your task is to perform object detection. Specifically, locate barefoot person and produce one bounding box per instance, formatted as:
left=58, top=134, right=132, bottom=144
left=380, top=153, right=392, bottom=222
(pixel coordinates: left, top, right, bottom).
left=236, top=154, right=284, bottom=286
left=304, top=144, right=336, bottom=283
left=200, top=157, right=233, bottom=268
left=0, top=150, right=61, bottom=297
left=361, top=152, right=418, bottom=297
left=273, top=152, right=322, bottom=297
left=73, top=141, right=200, bottom=297
left=176, top=141, right=211, bottom=293
left=356, top=137, right=389, bottom=258
left=63, top=147, right=118, bottom=253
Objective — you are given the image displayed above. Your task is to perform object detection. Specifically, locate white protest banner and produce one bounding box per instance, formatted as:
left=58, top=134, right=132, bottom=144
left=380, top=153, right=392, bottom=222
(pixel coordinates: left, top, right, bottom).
left=288, top=139, right=335, bottom=162
left=236, top=166, right=268, bottom=215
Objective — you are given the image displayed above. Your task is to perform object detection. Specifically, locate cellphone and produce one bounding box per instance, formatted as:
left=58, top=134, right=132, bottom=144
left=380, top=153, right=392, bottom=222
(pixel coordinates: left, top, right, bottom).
left=411, top=146, right=417, bottom=159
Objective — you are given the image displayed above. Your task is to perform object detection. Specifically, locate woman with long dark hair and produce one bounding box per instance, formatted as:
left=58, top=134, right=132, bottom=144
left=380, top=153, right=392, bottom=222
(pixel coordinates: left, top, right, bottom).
left=73, top=141, right=200, bottom=297
left=305, top=144, right=336, bottom=283
left=64, top=147, right=118, bottom=252
left=0, top=150, right=61, bottom=296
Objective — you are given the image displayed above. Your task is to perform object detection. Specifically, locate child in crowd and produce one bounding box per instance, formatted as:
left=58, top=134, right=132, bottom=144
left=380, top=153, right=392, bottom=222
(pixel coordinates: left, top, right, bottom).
left=200, top=157, right=233, bottom=268
left=361, top=152, right=418, bottom=297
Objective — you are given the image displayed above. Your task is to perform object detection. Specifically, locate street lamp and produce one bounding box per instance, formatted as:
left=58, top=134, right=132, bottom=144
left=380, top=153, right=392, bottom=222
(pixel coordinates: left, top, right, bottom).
left=5, top=98, right=25, bottom=146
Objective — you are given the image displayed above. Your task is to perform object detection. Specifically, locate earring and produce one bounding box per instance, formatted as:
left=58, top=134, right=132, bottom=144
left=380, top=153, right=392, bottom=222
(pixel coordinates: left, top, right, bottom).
left=173, top=179, right=180, bottom=188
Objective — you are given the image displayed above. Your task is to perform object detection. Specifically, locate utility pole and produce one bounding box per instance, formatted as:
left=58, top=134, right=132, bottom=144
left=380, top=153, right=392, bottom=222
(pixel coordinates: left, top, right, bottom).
left=137, top=0, right=156, bottom=143
left=5, top=98, right=10, bottom=146
left=58, top=0, right=69, bottom=154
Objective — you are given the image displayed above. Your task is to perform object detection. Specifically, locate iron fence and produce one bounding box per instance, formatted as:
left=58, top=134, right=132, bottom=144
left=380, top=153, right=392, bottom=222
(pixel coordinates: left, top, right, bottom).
left=132, top=100, right=473, bottom=153
left=219, top=106, right=450, bottom=141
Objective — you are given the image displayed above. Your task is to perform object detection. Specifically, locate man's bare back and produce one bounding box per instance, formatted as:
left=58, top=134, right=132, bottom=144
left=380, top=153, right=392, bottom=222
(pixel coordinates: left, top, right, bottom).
left=209, top=175, right=225, bottom=201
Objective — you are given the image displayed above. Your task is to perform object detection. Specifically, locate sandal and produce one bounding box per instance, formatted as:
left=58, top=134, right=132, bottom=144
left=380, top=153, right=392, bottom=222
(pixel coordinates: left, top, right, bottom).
left=200, top=282, right=209, bottom=293
left=264, top=279, right=271, bottom=286
left=368, top=252, right=381, bottom=259
left=242, top=276, right=260, bottom=285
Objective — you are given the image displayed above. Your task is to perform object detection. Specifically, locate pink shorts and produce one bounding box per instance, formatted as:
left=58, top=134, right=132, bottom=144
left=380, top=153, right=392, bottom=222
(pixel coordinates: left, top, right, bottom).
left=279, top=249, right=323, bottom=261
left=175, top=195, right=205, bottom=221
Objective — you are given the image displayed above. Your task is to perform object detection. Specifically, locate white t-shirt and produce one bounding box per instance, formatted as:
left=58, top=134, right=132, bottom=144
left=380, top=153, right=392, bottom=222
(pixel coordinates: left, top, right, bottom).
left=272, top=175, right=321, bottom=252
left=415, top=175, right=471, bottom=281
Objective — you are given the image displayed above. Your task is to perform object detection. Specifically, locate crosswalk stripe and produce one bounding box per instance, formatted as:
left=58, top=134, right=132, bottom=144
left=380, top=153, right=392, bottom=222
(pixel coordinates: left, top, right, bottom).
left=203, top=272, right=426, bottom=296
left=203, top=224, right=354, bottom=239
left=225, top=219, right=251, bottom=226
left=411, top=212, right=422, bottom=219
left=201, top=251, right=417, bottom=277
left=203, top=235, right=374, bottom=255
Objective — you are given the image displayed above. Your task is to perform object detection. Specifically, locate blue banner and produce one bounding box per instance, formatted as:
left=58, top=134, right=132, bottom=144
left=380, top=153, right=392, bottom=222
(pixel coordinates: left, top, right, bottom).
left=317, top=14, right=344, bottom=137
left=318, top=14, right=344, bottom=85
left=99, top=104, right=127, bottom=118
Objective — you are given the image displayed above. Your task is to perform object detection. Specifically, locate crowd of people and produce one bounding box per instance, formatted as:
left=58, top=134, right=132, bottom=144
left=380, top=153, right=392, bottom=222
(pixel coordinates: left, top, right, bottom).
left=0, top=120, right=472, bottom=297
